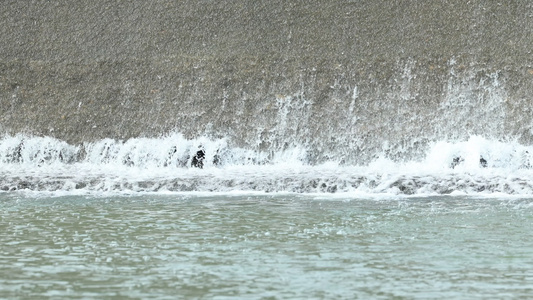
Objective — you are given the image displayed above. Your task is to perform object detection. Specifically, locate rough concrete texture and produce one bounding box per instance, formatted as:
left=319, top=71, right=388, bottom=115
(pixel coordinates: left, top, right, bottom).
left=2, top=0, right=533, bottom=163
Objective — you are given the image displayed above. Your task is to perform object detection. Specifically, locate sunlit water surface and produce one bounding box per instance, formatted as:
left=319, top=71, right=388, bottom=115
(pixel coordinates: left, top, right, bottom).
left=1, top=193, right=532, bottom=299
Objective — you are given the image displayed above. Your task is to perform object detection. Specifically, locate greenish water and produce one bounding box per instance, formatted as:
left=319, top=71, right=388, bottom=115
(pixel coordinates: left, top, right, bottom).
left=0, top=193, right=532, bottom=299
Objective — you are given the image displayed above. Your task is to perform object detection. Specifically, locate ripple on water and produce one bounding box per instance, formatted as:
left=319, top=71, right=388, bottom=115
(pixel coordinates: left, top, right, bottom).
left=0, top=194, right=532, bottom=298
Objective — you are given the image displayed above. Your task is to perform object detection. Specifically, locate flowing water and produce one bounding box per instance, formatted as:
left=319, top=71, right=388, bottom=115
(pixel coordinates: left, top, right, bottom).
left=3, top=1, right=533, bottom=298
left=1, top=193, right=532, bottom=299
left=1, top=135, right=533, bottom=299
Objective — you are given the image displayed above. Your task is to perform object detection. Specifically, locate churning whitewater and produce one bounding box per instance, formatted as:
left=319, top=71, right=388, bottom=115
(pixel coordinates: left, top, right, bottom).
left=1, top=133, right=532, bottom=196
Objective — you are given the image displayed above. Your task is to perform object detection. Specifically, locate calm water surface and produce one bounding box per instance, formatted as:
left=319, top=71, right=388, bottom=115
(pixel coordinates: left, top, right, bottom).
left=0, top=193, right=532, bottom=299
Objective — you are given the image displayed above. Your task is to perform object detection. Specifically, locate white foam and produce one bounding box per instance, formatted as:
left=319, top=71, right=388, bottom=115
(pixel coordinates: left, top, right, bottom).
left=1, top=134, right=533, bottom=197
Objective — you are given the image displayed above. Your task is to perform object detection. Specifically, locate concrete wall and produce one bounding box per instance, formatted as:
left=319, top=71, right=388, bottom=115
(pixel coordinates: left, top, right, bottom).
left=2, top=0, right=533, bottom=162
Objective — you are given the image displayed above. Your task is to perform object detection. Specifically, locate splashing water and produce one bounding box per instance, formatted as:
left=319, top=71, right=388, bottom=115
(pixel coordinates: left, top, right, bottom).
left=0, top=133, right=532, bottom=196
